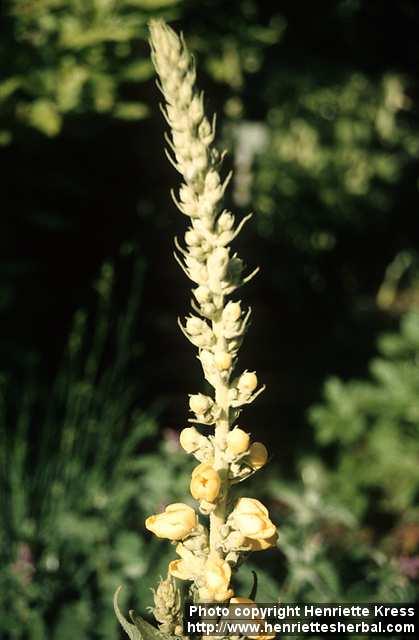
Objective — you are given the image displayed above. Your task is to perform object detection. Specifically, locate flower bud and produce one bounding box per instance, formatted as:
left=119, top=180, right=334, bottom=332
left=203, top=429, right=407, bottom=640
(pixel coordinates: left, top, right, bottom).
left=201, top=302, right=216, bottom=317
left=152, top=573, right=182, bottom=634
left=181, top=200, right=199, bottom=216
left=145, top=503, right=197, bottom=541
left=226, top=428, right=250, bottom=455
left=248, top=442, right=268, bottom=469
left=190, top=463, right=221, bottom=502
left=165, top=76, right=180, bottom=96
left=200, top=200, right=216, bottom=218
left=177, top=51, right=189, bottom=72
left=193, top=333, right=214, bottom=348
left=238, top=371, right=258, bottom=394
left=178, top=82, right=192, bottom=106
left=189, top=94, right=204, bottom=124
left=166, top=104, right=180, bottom=123
left=179, top=184, right=195, bottom=203
left=172, top=130, right=188, bottom=149
left=189, top=245, right=207, bottom=260
left=184, top=229, right=201, bottom=246
left=199, top=350, right=221, bottom=385
left=190, top=140, right=207, bottom=161
left=185, top=254, right=202, bottom=272
left=205, top=170, right=220, bottom=190
left=189, top=393, right=212, bottom=415
left=175, top=112, right=190, bottom=132
left=189, top=264, right=208, bottom=285
left=222, top=301, right=241, bottom=322
left=186, top=316, right=206, bottom=336
left=199, top=349, right=215, bottom=371
left=207, top=247, right=229, bottom=279
left=198, top=118, right=212, bottom=143
left=214, top=351, right=232, bottom=371
left=194, top=285, right=211, bottom=304
left=179, top=427, right=205, bottom=453
left=217, top=211, right=235, bottom=231
left=177, top=147, right=190, bottom=165
left=184, top=162, right=199, bottom=182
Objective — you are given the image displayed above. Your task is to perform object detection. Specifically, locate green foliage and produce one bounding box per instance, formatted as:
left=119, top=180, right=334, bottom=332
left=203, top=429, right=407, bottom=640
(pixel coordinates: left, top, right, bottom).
left=0, top=251, right=191, bottom=639
left=0, top=0, right=181, bottom=141
left=310, top=311, right=419, bottom=517
left=0, top=0, right=284, bottom=142
left=252, top=71, right=419, bottom=249
left=2, top=256, right=418, bottom=639
left=114, top=588, right=173, bottom=640
left=242, top=458, right=417, bottom=606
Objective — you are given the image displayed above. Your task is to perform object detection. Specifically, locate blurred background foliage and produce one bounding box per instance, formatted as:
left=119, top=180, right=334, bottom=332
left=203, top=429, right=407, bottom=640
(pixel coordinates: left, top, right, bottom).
left=1, top=0, right=419, bottom=637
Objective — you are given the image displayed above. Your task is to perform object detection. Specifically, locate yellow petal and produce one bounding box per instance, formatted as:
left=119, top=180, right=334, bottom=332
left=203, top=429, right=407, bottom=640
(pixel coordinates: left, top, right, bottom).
left=245, top=532, right=278, bottom=551
left=168, top=559, right=192, bottom=580
left=235, top=497, right=269, bottom=517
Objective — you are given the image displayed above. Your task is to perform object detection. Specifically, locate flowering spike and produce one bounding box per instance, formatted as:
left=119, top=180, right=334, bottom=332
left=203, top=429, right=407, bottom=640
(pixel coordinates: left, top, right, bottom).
left=142, top=19, right=278, bottom=623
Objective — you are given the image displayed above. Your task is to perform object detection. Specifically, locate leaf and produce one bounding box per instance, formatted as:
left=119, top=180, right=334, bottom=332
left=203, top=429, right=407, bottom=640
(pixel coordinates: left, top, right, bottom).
left=114, top=587, right=142, bottom=640
left=0, top=77, right=21, bottom=101
left=27, top=99, right=62, bottom=136
left=248, top=570, right=258, bottom=600
left=114, top=102, right=149, bottom=120
left=122, top=61, right=153, bottom=82
left=130, top=612, right=174, bottom=640
left=114, top=587, right=174, bottom=640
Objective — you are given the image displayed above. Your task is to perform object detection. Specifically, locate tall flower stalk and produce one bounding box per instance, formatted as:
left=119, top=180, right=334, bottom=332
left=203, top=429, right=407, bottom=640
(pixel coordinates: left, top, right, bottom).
left=115, top=19, right=278, bottom=638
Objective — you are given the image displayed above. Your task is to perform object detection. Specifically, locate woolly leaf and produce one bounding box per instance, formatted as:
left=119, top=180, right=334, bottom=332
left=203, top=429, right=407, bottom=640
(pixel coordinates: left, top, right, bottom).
left=114, top=587, right=174, bottom=640
left=130, top=612, right=175, bottom=640
left=114, top=587, right=142, bottom=640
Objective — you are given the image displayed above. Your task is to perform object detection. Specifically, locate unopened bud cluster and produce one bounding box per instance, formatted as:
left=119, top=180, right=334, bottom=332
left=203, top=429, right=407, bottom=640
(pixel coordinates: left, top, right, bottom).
left=144, top=20, right=278, bottom=636
left=152, top=574, right=183, bottom=636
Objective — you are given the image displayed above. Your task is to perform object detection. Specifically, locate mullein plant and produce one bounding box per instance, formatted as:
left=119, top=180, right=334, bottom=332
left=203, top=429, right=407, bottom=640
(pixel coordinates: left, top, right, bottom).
left=114, top=19, right=277, bottom=640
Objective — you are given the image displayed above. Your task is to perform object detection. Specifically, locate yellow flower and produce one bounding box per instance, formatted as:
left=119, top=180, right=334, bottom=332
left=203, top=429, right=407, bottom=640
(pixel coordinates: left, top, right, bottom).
left=179, top=426, right=204, bottom=453
left=226, top=427, right=250, bottom=455
left=168, top=559, right=193, bottom=580
left=231, top=498, right=277, bottom=546
left=230, top=597, right=275, bottom=639
left=168, top=543, right=204, bottom=581
left=190, top=463, right=221, bottom=502
left=145, top=503, right=197, bottom=540
left=199, top=555, right=233, bottom=602
left=248, top=442, right=268, bottom=469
